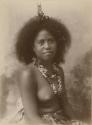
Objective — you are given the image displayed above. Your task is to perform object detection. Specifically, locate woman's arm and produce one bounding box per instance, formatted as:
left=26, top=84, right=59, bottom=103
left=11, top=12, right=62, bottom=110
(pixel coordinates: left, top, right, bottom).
left=59, top=66, right=74, bottom=120
left=18, top=66, right=44, bottom=124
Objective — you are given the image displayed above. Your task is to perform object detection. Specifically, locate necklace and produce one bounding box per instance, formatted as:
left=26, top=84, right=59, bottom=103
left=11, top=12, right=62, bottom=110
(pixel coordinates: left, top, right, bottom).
left=35, top=62, right=63, bottom=95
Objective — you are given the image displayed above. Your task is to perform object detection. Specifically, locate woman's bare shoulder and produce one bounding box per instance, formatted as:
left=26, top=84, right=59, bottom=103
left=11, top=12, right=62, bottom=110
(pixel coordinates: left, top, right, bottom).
left=19, top=63, right=35, bottom=76
left=17, top=63, right=37, bottom=87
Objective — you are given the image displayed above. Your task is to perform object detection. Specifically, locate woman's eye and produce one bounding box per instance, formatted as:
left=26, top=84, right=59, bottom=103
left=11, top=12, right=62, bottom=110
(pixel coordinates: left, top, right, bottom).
left=48, top=39, right=55, bottom=43
left=38, top=38, right=55, bottom=46
left=39, top=40, right=44, bottom=45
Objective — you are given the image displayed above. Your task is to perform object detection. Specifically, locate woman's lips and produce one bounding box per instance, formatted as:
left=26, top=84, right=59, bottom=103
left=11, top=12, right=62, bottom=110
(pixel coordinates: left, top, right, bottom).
left=43, top=51, right=54, bottom=56
left=43, top=51, right=53, bottom=54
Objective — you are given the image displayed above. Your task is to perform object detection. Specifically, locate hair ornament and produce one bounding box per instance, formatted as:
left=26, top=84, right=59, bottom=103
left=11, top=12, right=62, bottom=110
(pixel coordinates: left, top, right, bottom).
left=37, top=4, right=49, bottom=22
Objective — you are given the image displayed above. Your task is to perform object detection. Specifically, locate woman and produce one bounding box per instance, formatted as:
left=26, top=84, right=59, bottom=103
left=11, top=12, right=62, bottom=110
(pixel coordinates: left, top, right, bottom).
left=14, top=11, right=74, bottom=125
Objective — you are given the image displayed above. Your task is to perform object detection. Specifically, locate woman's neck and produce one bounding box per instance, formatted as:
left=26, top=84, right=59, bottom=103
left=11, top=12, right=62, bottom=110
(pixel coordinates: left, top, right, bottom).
left=36, top=59, right=53, bottom=70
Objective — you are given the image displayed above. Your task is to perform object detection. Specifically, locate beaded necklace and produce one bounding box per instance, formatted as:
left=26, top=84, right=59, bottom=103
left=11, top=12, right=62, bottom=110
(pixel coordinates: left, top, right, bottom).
left=34, top=60, right=63, bottom=95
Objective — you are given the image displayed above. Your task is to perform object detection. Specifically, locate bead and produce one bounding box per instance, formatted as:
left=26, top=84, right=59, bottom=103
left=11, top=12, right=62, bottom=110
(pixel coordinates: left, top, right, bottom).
left=37, top=63, right=63, bottom=95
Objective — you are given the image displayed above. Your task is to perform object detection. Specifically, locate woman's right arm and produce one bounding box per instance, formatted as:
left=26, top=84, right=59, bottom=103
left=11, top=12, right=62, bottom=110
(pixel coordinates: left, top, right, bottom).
left=18, top=66, right=44, bottom=124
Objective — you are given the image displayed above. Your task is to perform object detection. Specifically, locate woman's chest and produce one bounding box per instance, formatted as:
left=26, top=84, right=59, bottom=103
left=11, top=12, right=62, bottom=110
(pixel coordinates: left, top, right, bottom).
left=36, top=72, right=53, bottom=101
left=35, top=70, right=63, bottom=102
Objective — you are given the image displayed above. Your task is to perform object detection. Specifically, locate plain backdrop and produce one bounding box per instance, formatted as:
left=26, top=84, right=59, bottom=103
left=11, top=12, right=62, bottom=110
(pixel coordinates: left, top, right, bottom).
left=0, top=0, right=92, bottom=76
left=0, top=0, right=92, bottom=120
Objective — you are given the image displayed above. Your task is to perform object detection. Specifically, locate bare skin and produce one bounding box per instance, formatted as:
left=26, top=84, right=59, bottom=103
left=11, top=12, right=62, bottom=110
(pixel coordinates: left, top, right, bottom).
left=18, top=30, right=73, bottom=124
left=19, top=65, right=62, bottom=123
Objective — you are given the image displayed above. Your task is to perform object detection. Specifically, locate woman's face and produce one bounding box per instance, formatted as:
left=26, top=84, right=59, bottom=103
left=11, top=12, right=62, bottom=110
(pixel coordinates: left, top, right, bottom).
left=33, top=29, right=57, bottom=63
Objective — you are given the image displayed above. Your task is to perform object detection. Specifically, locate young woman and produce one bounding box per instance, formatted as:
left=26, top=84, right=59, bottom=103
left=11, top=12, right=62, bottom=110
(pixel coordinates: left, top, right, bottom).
left=14, top=12, right=74, bottom=125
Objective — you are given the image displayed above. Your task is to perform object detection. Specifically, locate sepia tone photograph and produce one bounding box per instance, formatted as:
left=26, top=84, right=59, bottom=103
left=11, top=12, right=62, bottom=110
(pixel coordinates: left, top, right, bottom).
left=0, top=0, right=91, bottom=125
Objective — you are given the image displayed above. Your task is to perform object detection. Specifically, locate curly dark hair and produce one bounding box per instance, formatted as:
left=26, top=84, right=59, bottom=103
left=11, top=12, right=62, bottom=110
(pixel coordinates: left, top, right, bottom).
left=16, top=15, right=71, bottom=65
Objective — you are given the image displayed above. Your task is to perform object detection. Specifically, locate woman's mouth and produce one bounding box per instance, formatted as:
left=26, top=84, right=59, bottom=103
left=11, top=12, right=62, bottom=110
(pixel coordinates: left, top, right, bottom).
left=43, top=51, right=53, bottom=55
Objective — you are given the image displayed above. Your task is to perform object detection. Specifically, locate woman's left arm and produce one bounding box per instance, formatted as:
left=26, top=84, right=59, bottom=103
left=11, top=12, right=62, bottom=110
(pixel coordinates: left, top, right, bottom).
left=59, top=66, right=75, bottom=120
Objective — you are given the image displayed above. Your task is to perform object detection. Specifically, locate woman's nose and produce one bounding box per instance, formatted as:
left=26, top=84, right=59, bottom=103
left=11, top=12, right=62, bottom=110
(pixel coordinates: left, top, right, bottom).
left=44, top=41, right=50, bottom=49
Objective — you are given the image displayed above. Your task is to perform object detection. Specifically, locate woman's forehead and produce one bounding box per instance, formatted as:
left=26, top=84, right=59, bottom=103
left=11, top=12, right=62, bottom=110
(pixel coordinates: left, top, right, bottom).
left=35, top=29, right=54, bottom=40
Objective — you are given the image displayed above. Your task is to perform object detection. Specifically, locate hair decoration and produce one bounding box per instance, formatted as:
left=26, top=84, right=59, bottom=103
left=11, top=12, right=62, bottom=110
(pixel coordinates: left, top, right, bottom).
left=37, top=4, right=49, bottom=22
